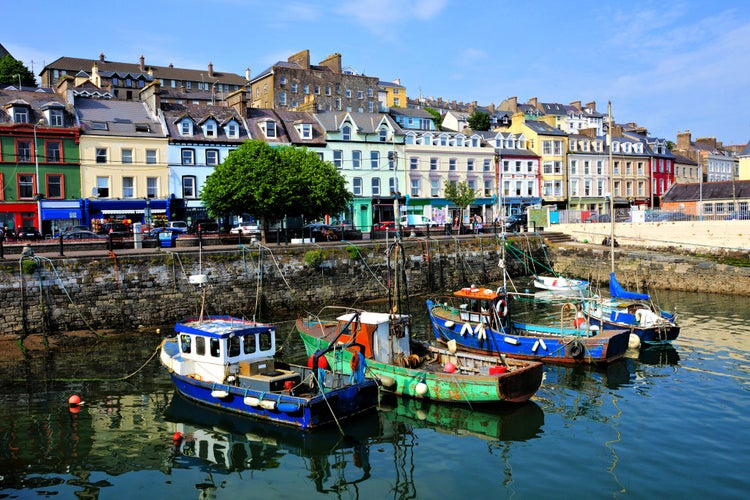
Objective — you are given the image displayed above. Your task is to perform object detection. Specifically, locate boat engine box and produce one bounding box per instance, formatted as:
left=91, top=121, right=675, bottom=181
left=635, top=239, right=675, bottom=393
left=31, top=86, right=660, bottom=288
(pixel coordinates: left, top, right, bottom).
left=239, top=359, right=275, bottom=376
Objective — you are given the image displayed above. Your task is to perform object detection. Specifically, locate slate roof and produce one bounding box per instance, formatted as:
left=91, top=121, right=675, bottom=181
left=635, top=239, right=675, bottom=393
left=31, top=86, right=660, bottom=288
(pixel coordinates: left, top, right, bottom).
left=245, top=108, right=326, bottom=145
left=739, top=140, right=750, bottom=156
left=315, top=111, right=403, bottom=135
left=672, top=152, right=699, bottom=165
left=388, top=107, right=434, bottom=120
left=75, top=97, right=165, bottom=137
left=43, top=56, right=248, bottom=86
left=662, top=180, right=750, bottom=202
left=0, top=87, right=75, bottom=126
left=161, top=103, right=248, bottom=143
left=523, top=119, right=567, bottom=136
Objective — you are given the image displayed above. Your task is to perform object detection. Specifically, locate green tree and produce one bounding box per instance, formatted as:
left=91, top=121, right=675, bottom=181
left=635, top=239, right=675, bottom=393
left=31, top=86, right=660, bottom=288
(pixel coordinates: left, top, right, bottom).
left=467, top=110, right=491, bottom=131
left=424, top=107, right=443, bottom=129
left=0, top=56, right=36, bottom=86
left=443, top=180, right=476, bottom=225
left=201, top=140, right=351, bottom=237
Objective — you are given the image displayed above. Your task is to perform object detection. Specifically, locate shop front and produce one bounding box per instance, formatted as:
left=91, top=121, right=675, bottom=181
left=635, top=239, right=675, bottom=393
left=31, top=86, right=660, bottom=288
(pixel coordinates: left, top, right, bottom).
left=83, top=198, right=173, bottom=232
left=40, top=200, right=84, bottom=236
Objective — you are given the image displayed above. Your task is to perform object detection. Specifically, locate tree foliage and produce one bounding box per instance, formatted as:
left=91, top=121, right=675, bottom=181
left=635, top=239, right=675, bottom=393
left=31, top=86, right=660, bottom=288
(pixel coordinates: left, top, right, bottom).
left=424, top=107, right=443, bottom=129
left=0, top=56, right=36, bottom=86
left=443, top=180, right=477, bottom=224
left=467, top=110, right=491, bottom=131
left=443, top=180, right=476, bottom=208
left=201, top=140, right=351, bottom=230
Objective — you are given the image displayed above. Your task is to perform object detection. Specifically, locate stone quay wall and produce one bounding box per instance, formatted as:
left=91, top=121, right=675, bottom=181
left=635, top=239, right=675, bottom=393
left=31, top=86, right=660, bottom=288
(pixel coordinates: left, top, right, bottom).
left=0, top=236, right=526, bottom=337
left=1, top=233, right=747, bottom=338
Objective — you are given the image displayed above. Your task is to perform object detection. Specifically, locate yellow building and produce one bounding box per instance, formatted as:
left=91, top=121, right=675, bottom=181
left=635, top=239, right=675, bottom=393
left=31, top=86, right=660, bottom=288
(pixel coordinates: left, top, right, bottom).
left=76, top=92, right=168, bottom=224
left=509, top=112, right=568, bottom=205
left=378, top=79, right=407, bottom=109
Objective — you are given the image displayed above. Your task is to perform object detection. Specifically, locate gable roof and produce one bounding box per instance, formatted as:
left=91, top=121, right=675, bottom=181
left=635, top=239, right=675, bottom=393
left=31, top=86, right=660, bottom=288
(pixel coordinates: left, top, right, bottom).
left=161, top=103, right=247, bottom=142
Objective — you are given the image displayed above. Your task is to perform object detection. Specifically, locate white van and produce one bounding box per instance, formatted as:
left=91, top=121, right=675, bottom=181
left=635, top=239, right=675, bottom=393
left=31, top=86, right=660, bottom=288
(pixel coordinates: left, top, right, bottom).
left=167, top=221, right=188, bottom=230
left=400, top=215, right=439, bottom=227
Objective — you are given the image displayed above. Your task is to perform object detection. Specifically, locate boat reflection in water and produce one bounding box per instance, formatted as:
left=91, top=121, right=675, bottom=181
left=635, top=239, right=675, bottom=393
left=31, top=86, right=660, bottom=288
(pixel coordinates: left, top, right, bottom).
left=629, top=344, right=680, bottom=366
left=164, top=391, right=381, bottom=494
left=378, top=394, right=544, bottom=442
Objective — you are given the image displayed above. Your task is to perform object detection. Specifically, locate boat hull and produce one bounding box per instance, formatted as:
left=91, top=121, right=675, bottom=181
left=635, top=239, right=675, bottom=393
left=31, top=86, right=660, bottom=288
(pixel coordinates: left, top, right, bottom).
left=167, top=369, right=379, bottom=430
left=583, top=301, right=680, bottom=344
left=297, top=329, right=542, bottom=404
left=427, top=300, right=629, bottom=365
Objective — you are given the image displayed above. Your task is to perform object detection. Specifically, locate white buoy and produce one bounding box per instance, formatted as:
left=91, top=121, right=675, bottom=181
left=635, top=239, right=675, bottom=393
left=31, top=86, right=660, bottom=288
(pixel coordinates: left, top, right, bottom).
left=628, top=333, right=641, bottom=349
left=539, top=339, right=547, bottom=351
left=532, top=340, right=540, bottom=352
left=244, top=396, right=260, bottom=407
left=379, top=376, right=396, bottom=388
left=415, top=381, right=428, bottom=396
left=460, top=323, right=473, bottom=336
left=504, top=337, right=520, bottom=345
left=211, top=390, right=229, bottom=399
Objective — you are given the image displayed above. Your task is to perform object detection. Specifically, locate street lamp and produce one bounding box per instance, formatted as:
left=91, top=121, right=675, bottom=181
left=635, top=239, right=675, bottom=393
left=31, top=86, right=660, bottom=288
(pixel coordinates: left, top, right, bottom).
left=33, top=119, right=45, bottom=231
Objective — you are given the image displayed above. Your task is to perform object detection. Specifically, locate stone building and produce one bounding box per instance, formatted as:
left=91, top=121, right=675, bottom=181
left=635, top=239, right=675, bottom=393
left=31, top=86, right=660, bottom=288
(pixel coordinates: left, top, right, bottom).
left=248, top=50, right=379, bottom=113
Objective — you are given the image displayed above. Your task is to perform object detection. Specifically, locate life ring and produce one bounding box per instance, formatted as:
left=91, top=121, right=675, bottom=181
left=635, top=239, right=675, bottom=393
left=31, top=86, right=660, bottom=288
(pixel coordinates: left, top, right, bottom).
left=568, top=340, right=585, bottom=359
left=495, top=299, right=508, bottom=318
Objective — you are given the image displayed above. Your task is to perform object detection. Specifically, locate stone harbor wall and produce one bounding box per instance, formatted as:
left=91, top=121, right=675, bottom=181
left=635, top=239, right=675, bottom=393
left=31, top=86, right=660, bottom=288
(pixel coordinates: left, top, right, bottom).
left=1, top=234, right=747, bottom=337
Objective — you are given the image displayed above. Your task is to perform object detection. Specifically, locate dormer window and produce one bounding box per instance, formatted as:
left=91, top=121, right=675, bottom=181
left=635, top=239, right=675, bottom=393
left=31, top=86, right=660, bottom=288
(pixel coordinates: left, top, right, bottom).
left=296, top=123, right=313, bottom=139
left=48, top=108, right=63, bottom=126
left=225, top=121, right=238, bottom=138
left=379, top=128, right=388, bottom=142
left=204, top=121, right=217, bottom=137
left=12, top=106, right=29, bottom=124
left=180, top=119, right=192, bottom=136
left=261, top=120, right=277, bottom=138
left=135, top=123, right=150, bottom=133
left=342, top=124, right=351, bottom=141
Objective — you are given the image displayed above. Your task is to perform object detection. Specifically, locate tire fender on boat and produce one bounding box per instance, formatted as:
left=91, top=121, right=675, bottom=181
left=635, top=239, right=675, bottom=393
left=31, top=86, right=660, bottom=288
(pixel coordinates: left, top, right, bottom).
left=568, top=340, right=585, bottom=359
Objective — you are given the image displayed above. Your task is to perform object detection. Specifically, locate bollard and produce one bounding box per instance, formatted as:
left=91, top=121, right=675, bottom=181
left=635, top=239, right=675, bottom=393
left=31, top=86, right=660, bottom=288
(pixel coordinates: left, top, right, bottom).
left=59, top=234, right=64, bottom=256
left=0, top=234, right=3, bottom=259
left=198, top=229, right=203, bottom=250
left=108, top=233, right=113, bottom=251
left=237, top=229, right=242, bottom=245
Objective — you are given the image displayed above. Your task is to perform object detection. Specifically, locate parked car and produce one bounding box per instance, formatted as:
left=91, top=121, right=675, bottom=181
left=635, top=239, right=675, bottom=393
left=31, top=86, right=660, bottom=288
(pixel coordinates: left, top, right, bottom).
left=230, top=223, right=261, bottom=235
left=400, top=215, right=439, bottom=227
left=16, top=226, right=43, bottom=240
left=372, top=221, right=396, bottom=231
left=97, top=222, right=130, bottom=237
left=304, top=223, right=340, bottom=242
left=188, top=219, right=220, bottom=234
left=584, top=213, right=611, bottom=223
left=167, top=221, right=188, bottom=230
left=503, top=214, right=527, bottom=233
left=147, top=226, right=186, bottom=238
left=62, top=230, right=108, bottom=240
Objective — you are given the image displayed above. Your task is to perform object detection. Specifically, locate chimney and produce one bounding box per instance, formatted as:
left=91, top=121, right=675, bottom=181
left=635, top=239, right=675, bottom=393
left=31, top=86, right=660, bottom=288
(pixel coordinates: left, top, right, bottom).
left=677, top=130, right=692, bottom=150
left=139, top=55, right=145, bottom=72
left=227, top=88, right=248, bottom=116
left=489, top=103, right=495, bottom=113
left=570, top=100, right=582, bottom=110
left=208, top=62, right=214, bottom=78
left=139, top=80, right=161, bottom=115
left=392, top=78, right=401, bottom=85
left=319, top=53, right=342, bottom=73
left=288, top=49, right=311, bottom=70
left=528, top=97, right=538, bottom=109
left=245, top=67, right=251, bottom=80
left=696, top=137, right=717, bottom=149
left=99, top=52, right=105, bottom=62
left=585, top=101, right=596, bottom=112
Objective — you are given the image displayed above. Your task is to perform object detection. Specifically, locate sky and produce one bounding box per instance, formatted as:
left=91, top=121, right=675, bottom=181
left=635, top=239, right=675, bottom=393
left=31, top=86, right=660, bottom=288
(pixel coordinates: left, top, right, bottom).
left=4, top=0, right=750, bottom=146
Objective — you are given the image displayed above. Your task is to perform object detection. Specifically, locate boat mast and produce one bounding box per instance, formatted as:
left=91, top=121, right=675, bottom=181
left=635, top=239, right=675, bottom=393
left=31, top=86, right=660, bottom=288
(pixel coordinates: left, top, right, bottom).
left=607, top=101, right=615, bottom=274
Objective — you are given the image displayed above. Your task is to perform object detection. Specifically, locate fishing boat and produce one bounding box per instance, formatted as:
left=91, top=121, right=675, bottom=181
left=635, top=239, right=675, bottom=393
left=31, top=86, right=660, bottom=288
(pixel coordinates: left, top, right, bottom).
left=580, top=101, right=679, bottom=348
left=426, top=286, right=630, bottom=365
left=159, top=311, right=379, bottom=430
left=533, top=275, right=589, bottom=292
left=581, top=272, right=680, bottom=346
left=297, top=307, right=543, bottom=404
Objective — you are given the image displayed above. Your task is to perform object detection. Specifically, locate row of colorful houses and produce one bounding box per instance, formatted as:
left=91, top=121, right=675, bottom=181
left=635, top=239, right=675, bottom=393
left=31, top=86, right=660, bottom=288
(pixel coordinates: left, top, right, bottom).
left=2, top=50, right=748, bottom=236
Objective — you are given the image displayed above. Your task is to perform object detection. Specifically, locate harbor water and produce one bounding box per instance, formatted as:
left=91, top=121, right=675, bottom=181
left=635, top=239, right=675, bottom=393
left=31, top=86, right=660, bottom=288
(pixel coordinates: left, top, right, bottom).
left=0, top=288, right=748, bottom=499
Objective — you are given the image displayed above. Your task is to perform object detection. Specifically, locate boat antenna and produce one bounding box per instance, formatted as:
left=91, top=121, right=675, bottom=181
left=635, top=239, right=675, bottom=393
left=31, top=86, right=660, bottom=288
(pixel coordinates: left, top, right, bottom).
left=607, top=101, right=615, bottom=274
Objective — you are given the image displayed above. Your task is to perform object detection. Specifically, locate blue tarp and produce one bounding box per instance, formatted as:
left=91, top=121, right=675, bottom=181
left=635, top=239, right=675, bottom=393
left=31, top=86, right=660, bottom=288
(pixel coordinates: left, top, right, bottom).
left=609, top=272, right=650, bottom=300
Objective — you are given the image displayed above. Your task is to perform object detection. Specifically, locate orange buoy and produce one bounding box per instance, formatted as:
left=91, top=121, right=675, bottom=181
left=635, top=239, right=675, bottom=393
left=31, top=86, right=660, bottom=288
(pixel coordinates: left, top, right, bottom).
left=574, top=317, right=586, bottom=328
left=68, top=394, right=81, bottom=405
left=444, top=362, right=456, bottom=373
left=69, top=405, right=81, bottom=414
left=172, top=432, right=183, bottom=442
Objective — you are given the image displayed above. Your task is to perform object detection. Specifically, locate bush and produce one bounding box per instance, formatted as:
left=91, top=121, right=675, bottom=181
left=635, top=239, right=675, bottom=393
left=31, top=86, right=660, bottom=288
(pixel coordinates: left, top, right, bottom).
left=304, top=250, right=324, bottom=268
